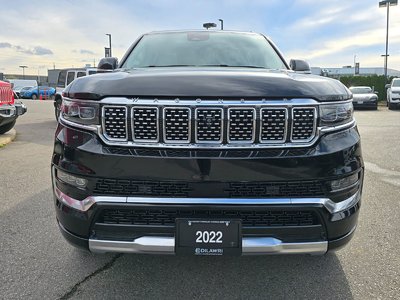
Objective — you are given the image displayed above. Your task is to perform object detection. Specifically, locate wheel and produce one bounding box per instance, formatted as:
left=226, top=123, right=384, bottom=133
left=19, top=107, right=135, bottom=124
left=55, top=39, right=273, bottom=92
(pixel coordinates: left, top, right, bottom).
left=31, top=94, right=38, bottom=100
left=0, top=120, right=16, bottom=134
left=55, top=100, right=62, bottom=120
left=50, top=94, right=55, bottom=100
left=388, top=103, right=394, bottom=110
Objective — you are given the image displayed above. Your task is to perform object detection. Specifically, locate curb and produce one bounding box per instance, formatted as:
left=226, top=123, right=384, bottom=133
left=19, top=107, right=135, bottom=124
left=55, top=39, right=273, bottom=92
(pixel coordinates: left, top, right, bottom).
left=0, top=128, right=17, bottom=147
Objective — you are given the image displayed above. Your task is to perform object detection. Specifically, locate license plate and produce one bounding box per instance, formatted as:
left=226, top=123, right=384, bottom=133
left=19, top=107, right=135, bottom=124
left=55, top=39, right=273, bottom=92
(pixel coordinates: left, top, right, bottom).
left=357, top=101, right=363, bottom=104
left=176, top=219, right=242, bottom=256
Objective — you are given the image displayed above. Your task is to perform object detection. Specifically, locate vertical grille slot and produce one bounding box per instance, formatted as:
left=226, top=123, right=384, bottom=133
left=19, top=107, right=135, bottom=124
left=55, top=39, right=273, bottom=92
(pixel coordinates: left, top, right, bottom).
left=195, top=108, right=223, bottom=143
left=163, top=107, right=191, bottom=143
left=103, top=106, right=127, bottom=141
left=132, top=107, right=159, bottom=142
left=260, top=108, right=287, bottom=142
left=291, top=107, right=317, bottom=142
left=228, top=108, right=256, bottom=142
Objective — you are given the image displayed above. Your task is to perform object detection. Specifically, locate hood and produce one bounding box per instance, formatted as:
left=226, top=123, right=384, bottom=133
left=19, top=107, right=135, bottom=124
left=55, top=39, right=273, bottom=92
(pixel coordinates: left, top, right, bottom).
left=65, top=68, right=352, bottom=102
left=391, top=87, right=400, bottom=92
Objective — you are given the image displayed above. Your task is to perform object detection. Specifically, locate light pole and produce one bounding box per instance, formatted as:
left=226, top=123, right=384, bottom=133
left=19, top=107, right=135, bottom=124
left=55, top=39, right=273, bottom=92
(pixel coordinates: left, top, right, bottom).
left=354, top=55, right=357, bottom=75
left=19, top=65, right=28, bottom=79
left=379, top=0, right=398, bottom=82
left=106, top=33, right=112, bottom=57
left=218, top=19, right=224, bottom=30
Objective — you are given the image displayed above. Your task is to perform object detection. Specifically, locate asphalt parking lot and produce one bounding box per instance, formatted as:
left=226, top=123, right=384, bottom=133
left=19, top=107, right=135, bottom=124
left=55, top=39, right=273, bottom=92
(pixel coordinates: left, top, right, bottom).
left=1, top=100, right=399, bottom=299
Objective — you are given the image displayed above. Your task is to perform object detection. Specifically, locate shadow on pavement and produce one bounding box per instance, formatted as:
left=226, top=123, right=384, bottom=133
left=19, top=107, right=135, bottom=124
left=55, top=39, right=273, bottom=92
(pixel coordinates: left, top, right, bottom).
left=75, top=252, right=353, bottom=299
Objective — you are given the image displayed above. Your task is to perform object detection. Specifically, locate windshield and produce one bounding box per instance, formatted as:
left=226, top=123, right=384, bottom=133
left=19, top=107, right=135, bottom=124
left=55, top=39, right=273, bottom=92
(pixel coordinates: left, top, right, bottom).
left=350, top=87, right=372, bottom=94
left=392, top=79, right=400, bottom=87
left=122, top=32, right=287, bottom=69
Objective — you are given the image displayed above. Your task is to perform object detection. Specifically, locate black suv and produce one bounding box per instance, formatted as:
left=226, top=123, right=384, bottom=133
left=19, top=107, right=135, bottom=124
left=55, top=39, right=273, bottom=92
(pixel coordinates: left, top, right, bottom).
left=52, top=31, right=363, bottom=256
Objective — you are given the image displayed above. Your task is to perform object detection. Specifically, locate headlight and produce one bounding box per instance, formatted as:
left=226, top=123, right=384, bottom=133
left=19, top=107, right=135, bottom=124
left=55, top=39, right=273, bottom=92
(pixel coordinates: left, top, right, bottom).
left=61, top=98, right=100, bottom=126
left=319, top=102, right=353, bottom=127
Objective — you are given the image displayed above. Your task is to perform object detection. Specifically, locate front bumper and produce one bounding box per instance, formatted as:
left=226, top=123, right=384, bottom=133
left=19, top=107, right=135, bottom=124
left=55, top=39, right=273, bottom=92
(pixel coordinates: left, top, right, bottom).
left=52, top=122, right=363, bottom=255
left=352, top=100, right=377, bottom=109
left=0, top=102, right=27, bottom=126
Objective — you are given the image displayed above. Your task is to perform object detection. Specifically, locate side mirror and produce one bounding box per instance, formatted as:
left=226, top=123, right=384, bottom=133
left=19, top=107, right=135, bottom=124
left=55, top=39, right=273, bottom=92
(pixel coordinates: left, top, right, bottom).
left=385, top=84, right=391, bottom=89
left=374, top=91, right=379, bottom=95
left=98, top=57, right=118, bottom=71
left=290, top=59, right=311, bottom=73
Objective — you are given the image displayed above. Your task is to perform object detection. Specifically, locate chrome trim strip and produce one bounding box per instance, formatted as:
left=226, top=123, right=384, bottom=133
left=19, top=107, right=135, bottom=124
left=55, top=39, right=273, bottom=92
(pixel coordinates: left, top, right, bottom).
left=241, top=238, right=327, bottom=255
left=95, top=97, right=352, bottom=106
left=101, top=105, right=128, bottom=142
left=259, top=107, right=288, bottom=144
left=88, top=236, right=328, bottom=255
left=54, top=184, right=360, bottom=215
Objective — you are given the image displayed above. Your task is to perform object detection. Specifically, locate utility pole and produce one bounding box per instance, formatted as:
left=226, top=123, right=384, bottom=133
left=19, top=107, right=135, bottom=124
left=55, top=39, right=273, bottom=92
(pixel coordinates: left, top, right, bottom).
left=19, top=65, right=28, bottom=79
left=379, top=0, right=398, bottom=82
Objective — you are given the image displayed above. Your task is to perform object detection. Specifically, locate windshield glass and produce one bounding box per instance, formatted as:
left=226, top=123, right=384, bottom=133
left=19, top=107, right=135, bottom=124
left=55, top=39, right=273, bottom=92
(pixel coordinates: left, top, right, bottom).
left=350, top=87, right=372, bottom=94
left=392, top=80, right=400, bottom=87
left=122, top=32, right=287, bottom=69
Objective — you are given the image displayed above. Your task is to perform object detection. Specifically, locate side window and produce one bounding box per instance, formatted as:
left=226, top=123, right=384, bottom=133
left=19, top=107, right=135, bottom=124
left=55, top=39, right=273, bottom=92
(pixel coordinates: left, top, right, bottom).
left=88, top=70, right=97, bottom=75
left=77, top=72, right=86, bottom=78
left=57, top=70, right=67, bottom=87
left=66, top=72, right=75, bottom=85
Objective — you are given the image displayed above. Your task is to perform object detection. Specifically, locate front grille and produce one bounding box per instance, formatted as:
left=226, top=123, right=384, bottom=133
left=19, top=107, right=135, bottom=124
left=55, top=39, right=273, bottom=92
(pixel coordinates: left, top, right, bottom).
left=260, top=108, right=287, bottom=142
left=225, top=181, right=324, bottom=197
left=94, top=179, right=192, bottom=197
left=99, top=208, right=319, bottom=227
left=228, top=108, right=255, bottom=142
left=103, top=106, right=127, bottom=140
left=164, top=107, right=191, bottom=143
left=195, top=108, right=223, bottom=142
left=291, top=108, right=317, bottom=141
left=101, top=101, right=318, bottom=147
left=132, top=107, right=158, bottom=142
left=93, top=178, right=324, bottom=198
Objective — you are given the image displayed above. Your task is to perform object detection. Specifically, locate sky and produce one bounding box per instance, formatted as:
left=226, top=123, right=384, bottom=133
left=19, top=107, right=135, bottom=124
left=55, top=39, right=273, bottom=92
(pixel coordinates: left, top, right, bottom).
left=1, top=0, right=400, bottom=75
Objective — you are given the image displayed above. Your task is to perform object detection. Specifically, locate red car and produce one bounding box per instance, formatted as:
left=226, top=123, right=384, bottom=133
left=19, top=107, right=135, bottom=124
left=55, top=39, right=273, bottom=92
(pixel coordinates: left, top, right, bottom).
left=0, top=80, right=26, bottom=134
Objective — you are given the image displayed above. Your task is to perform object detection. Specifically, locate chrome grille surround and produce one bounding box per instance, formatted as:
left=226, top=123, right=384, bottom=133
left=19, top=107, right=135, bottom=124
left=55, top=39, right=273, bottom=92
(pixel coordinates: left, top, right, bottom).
left=259, top=107, right=288, bottom=143
left=195, top=108, right=224, bottom=143
left=291, top=107, right=318, bottom=143
left=131, top=106, right=159, bottom=142
left=102, top=106, right=128, bottom=141
left=163, top=107, right=191, bottom=143
left=227, top=107, right=256, bottom=143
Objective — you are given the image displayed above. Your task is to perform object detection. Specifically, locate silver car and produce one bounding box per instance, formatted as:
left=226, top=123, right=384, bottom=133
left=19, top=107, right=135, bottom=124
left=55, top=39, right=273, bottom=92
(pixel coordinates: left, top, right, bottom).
left=349, top=86, right=378, bottom=110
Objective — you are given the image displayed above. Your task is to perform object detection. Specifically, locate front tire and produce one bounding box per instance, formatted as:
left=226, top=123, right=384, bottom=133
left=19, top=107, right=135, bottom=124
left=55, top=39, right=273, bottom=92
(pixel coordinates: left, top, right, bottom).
left=0, top=120, right=16, bottom=134
left=31, top=94, right=38, bottom=100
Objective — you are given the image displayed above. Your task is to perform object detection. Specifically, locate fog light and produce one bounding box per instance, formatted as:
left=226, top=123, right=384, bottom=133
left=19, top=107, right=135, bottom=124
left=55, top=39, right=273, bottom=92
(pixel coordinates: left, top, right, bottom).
left=57, top=170, right=88, bottom=188
left=330, top=173, right=358, bottom=191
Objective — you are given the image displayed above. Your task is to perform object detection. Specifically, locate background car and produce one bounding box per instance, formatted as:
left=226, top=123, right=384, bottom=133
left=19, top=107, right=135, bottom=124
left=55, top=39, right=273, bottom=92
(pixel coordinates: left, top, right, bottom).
left=349, top=86, right=378, bottom=110
left=9, top=79, right=38, bottom=97
left=20, top=86, right=56, bottom=100
left=386, top=78, right=400, bottom=110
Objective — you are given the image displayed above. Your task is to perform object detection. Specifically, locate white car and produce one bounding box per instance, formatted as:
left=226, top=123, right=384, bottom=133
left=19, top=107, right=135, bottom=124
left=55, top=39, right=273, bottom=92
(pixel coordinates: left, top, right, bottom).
left=386, top=78, right=400, bottom=110
left=349, top=86, right=378, bottom=110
